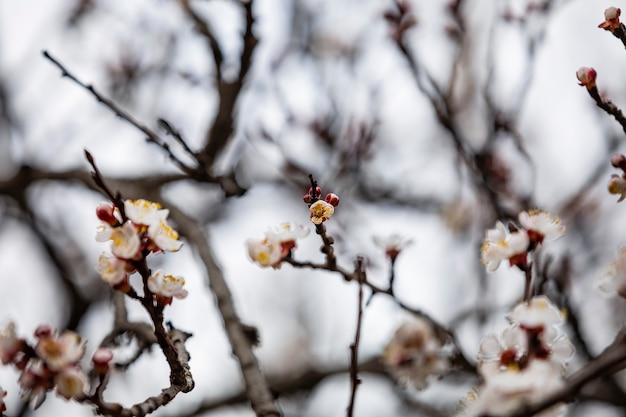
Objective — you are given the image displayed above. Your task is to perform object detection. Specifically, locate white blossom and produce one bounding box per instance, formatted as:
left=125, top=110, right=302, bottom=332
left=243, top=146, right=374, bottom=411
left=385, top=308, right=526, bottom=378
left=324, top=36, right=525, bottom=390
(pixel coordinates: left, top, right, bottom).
left=481, top=221, right=529, bottom=272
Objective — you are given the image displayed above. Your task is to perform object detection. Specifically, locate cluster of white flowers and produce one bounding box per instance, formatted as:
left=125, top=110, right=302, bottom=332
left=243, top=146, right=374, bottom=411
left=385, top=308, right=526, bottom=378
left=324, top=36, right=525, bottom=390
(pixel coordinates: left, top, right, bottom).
left=246, top=222, right=310, bottom=268
left=0, top=322, right=99, bottom=409
left=481, top=210, right=565, bottom=272
left=95, top=199, right=187, bottom=305
left=459, top=296, right=574, bottom=416
left=381, top=318, right=450, bottom=391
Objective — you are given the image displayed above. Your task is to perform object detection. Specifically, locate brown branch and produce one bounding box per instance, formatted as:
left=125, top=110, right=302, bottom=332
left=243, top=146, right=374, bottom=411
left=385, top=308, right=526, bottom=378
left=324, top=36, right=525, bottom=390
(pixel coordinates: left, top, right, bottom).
left=346, top=258, right=365, bottom=417
left=42, top=50, right=197, bottom=175
left=186, top=0, right=258, bottom=166
left=166, top=205, right=281, bottom=417
left=88, top=328, right=193, bottom=417
left=586, top=86, right=626, bottom=135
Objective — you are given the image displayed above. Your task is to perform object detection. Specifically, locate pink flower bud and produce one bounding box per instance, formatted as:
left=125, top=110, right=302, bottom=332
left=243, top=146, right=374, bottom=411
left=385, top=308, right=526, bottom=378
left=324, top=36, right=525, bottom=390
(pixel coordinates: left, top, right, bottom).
left=92, top=348, right=114, bottom=375
left=34, top=325, right=53, bottom=339
left=303, top=194, right=312, bottom=204
left=611, top=154, right=626, bottom=170
left=324, top=193, right=340, bottom=207
left=96, top=203, right=118, bottom=226
left=576, top=67, right=597, bottom=88
left=599, top=7, right=621, bottom=30
left=307, top=186, right=322, bottom=199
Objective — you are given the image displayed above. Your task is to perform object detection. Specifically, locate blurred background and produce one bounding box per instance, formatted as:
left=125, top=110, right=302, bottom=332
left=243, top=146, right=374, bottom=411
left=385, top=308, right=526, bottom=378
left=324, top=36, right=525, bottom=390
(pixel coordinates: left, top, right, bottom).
left=1, top=0, right=626, bottom=416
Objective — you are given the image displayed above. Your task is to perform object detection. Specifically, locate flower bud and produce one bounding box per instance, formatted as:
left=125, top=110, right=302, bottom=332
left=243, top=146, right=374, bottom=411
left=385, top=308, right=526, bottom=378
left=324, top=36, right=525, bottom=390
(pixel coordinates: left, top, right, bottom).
left=608, top=174, right=626, bottom=202
left=307, top=186, right=322, bottom=199
left=34, top=325, right=53, bottom=339
left=96, top=203, right=118, bottom=226
left=576, top=67, right=597, bottom=89
left=599, top=7, right=621, bottom=30
left=92, top=348, right=114, bottom=375
left=324, top=193, right=340, bottom=207
left=303, top=194, right=312, bottom=204
left=611, top=154, right=626, bottom=170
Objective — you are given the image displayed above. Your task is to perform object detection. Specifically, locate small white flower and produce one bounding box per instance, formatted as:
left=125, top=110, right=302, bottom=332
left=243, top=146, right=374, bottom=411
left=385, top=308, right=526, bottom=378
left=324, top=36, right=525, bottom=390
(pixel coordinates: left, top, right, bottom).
left=381, top=319, right=450, bottom=390
left=246, top=237, right=283, bottom=268
left=481, top=221, right=529, bottom=272
left=309, top=200, right=335, bottom=224
left=518, top=210, right=565, bottom=243
left=110, top=222, right=142, bottom=259
left=147, top=270, right=188, bottom=301
left=35, top=331, right=86, bottom=372
left=507, top=296, right=564, bottom=329
left=266, top=222, right=310, bottom=243
left=148, top=219, right=183, bottom=252
left=95, top=253, right=128, bottom=286
left=124, top=199, right=169, bottom=226
left=54, top=367, right=88, bottom=400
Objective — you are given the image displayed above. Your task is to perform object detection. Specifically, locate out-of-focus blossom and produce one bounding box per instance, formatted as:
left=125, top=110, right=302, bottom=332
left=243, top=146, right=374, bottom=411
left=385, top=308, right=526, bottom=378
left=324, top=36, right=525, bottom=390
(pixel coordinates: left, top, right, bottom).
left=246, top=237, right=283, bottom=268
left=54, top=367, right=88, bottom=400
left=507, top=296, right=564, bottom=330
left=478, top=326, right=527, bottom=376
left=518, top=210, right=565, bottom=245
left=109, top=222, right=142, bottom=260
left=597, top=247, right=626, bottom=298
left=576, top=67, right=597, bottom=89
left=459, top=360, right=566, bottom=417
left=608, top=174, right=626, bottom=202
left=381, top=319, right=449, bottom=390
left=18, top=360, right=48, bottom=410
left=0, top=321, right=23, bottom=365
left=147, top=270, right=188, bottom=305
left=309, top=200, right=335, bottom=224
left=35, top=330, right=85, bottom=372
left=266, top=222, right=310, bottom=243
left=599, top=7, right=621, bottom=31
left=95, top=253, right=130, bottom=288
left=373, top=234, right=414, bottom=260
left=481, top=221, right=529, bottom=272
left=148, top=219, right=183, bottom=252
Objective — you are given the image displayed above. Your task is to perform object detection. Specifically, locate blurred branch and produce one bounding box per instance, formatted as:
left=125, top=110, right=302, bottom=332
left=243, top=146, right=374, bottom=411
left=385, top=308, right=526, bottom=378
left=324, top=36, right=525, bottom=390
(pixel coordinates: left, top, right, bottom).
left=165, top=357, right=449, bottom=417
left=179, top=0, right=258, bottom=167
left=42, top=50, right=198, bottom=175
left=167, top=205, right=281, bottom=417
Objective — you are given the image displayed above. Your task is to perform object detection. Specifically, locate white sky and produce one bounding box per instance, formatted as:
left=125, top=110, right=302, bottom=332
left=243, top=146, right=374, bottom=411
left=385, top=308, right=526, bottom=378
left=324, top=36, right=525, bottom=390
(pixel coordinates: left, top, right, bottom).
left=1, top=0, right=626, bottom=416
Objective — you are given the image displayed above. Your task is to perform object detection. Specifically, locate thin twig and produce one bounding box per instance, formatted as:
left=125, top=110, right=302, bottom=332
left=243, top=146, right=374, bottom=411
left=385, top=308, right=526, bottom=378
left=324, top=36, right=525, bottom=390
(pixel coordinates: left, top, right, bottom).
left=42, top=50, right=196, bottom=175
left=586, top=86, right=626, bottom=135
left=346, top=258, right=365, bottom=417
